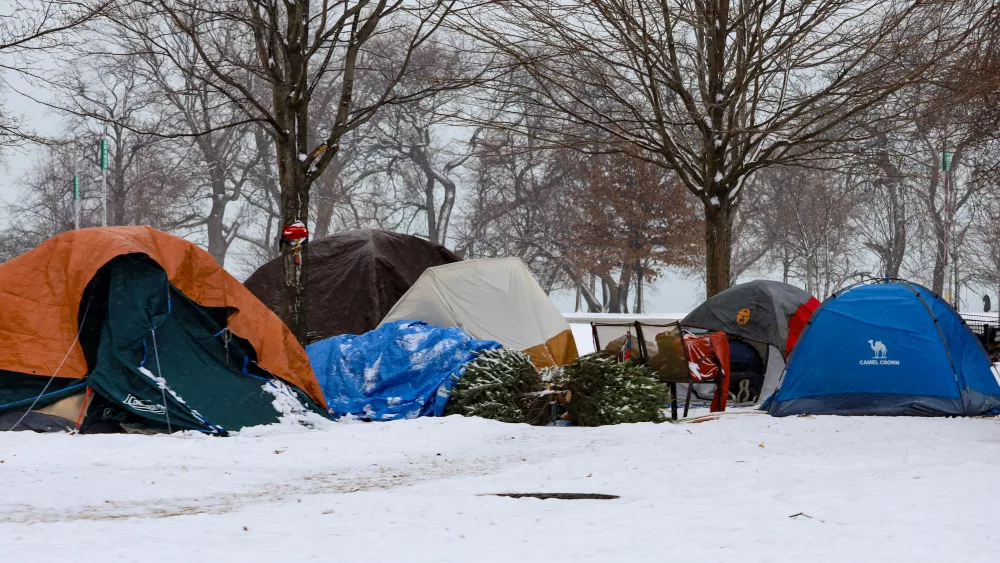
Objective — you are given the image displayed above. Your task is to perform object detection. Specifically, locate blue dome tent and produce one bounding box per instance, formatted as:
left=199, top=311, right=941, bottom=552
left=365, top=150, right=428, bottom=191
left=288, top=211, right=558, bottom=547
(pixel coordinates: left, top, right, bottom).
left=768, top=281, right=1000, bottom=417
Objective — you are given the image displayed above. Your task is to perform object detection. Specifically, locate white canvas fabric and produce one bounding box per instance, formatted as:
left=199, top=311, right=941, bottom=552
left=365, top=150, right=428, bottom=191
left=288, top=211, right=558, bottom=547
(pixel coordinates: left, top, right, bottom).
left=759, top=345, right=786, bottom=404
left=379, top=258, right=575, bottom=360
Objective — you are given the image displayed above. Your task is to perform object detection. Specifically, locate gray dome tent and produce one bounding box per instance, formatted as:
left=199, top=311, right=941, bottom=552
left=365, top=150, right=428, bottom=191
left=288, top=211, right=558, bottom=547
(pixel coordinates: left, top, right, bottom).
left=683, top=280, right=820, bottom=403
left=683, top=280, right=819, bottom=356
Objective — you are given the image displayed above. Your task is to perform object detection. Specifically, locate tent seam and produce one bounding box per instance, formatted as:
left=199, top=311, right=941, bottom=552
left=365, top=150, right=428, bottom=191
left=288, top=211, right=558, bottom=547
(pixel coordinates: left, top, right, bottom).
left=900, top=281, right=965, bottom=414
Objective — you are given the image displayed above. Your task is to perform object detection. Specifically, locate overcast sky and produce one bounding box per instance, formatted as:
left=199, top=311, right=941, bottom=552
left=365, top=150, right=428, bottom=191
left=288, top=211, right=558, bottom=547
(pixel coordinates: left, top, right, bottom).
left=0, top=71, right=64, bottom=210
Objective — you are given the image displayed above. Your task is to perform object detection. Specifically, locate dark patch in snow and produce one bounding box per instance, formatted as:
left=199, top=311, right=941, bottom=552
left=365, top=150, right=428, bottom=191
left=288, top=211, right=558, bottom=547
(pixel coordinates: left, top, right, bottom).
left=486, top=493, right=619, bottom=500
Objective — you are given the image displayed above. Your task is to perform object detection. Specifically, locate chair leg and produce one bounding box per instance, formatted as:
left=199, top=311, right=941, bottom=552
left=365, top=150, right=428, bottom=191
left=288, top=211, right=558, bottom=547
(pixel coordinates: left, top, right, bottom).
left=684, top=383, right=693, bottom=418
left=669, top=383, right=678, bottom=421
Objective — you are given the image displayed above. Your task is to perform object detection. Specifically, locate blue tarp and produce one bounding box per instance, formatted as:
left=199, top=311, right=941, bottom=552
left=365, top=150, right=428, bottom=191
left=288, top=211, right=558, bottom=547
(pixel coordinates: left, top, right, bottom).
left=306, top=320, right=501, bottom=420
left=768, top=281, right=1000, bottom=417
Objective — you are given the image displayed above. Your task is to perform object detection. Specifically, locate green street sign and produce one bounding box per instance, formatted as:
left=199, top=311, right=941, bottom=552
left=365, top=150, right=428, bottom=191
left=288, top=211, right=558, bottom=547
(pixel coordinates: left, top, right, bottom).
left=941, top=150, right=952, bottom=173
left=99, top=138, right=109, bottom=170
left=72, top=176, right=80, bottom=200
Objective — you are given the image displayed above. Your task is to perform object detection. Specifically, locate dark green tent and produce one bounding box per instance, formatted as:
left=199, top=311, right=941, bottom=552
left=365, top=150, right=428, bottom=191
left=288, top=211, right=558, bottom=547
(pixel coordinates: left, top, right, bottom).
left=0, top=228, right=329, bottom=434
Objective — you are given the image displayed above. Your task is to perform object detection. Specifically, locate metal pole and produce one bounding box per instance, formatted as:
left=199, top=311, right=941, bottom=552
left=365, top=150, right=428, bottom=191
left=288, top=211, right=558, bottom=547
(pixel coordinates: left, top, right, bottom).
left=101, top=164, right=107, bottom=227
left=943, top=147, right=950, bottom=303
left=948, top=157, right=958, bottom=308
left=954, top=254, right=960, bottom=310
left=72, top=160, right=79, bottom=231
left=101, top=133, right=108, bottom=227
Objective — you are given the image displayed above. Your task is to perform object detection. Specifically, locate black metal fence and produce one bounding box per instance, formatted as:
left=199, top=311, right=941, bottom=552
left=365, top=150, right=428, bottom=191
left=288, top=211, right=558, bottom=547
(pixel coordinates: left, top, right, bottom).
left=961, top=313, right=1000, bottom=361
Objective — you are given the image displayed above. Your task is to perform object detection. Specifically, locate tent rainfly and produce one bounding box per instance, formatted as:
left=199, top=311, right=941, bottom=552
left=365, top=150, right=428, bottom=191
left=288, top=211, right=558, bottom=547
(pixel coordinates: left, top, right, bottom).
left=244, top=229, right=460, bottom=343
left=380, top=258, right=578, bottom=367
left=0, top=227, right=328, bottom=434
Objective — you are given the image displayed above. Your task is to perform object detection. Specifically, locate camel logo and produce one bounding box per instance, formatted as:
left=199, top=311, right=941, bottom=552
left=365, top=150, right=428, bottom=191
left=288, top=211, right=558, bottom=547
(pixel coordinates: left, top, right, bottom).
left=860, top=340, right=900, bottom=366
left=868, top=340, right=887, bottom=359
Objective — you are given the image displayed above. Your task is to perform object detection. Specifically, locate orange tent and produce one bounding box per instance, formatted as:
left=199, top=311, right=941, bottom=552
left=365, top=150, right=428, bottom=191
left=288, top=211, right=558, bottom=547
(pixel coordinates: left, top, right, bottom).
left=0, top=226, right=325, bottom=410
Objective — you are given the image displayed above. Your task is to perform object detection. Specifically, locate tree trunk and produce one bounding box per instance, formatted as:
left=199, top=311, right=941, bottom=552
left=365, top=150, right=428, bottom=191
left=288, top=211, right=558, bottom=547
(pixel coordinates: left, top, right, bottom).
left=111, top=135, right=127, bottom=226
left=587, top=273, right=601, bottom=313
left=570, top=276, right=602, bottom=312
left=633, top=260, right=644, bottom=314
left=412, top=143, right=457, bottom=245
left=705, top=204, right=733, bottom=297
left=424, top=175, right=438, bottom=243
left=617, top=265, right=632, bottom=314
left=205, top=165, right=229, bottom=265
left=313, top=154, right=342, bottom=239
left=435, top=175, right=456, bottom=245
left=932, top=226, right=946, bottom=294
left=805, top=255, right=814, bottom=296
left=275, top=135, right=311, bottom=343
left=953, top=254, right=960, bottom=308
left=251, top=127, right=282, bottom=263
left=112, top=166, right=127, bottom=226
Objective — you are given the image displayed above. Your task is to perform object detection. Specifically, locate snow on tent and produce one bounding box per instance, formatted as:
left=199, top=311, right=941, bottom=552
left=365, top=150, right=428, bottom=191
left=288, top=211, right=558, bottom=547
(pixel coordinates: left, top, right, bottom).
left=768, top=281, right=1000, bottom=417
left=306, top=320, right=500, bottom=420
left=380, top=258, right=578, bottom=367
left=0, top=227, right=328, bottom=434
left=244, top=229, right=460, bottom=343
left=682, top=280, right=819, bottom=403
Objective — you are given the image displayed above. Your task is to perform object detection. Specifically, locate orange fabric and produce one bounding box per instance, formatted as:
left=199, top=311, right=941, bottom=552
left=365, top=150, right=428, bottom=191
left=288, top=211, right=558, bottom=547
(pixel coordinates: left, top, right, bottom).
left=523, top=329, right=579, bottom=368
left=683, top=332, right=731, bottom=412
left=0, top=227, right=325, bottom=409
left=74, top=387, right=93, bottom=431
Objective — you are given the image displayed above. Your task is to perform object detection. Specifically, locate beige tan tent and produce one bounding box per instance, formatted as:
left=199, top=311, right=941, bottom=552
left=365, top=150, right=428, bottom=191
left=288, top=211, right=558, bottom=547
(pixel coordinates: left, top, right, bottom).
left=379, top=258, right=578, bottom=367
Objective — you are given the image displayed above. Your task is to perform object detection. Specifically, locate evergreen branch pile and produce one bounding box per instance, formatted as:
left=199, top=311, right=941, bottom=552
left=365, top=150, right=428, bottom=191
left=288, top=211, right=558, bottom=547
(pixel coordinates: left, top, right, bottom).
left=445, top=350, right=668, bottom=427
left=444, top=348, right=547, bottom=424
left=552, top=353, right=669, bottom=426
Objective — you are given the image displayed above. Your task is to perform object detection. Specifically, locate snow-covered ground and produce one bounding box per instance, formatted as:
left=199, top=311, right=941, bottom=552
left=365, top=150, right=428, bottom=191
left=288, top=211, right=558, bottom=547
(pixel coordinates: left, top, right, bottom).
left=2, top=412, right=998, bottom=562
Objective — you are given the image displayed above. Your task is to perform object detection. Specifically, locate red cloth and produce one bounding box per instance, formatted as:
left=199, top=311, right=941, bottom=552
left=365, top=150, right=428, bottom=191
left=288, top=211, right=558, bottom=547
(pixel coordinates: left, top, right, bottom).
left=683, top=332, right=731, bottom=412
left=785, top=297, right=820, bottom=356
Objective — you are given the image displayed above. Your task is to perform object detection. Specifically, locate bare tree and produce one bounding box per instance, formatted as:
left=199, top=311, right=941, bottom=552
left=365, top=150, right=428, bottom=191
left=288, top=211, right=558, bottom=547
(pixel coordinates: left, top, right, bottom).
left=0, top=0, right=107, bottom=148
left=456, top=0, right=992, bottom=297
left=571, top=152, right=703, bottom=313
left=374, top=107, right=476, bottom=245
left=109, top=0, right=470, bottom=341
left=454, top=107, right=580, bottom=293
left=727, top=179, right=776, bottom=285
left=365, top=41, right=481, bottom=245
left=1, top=144, right=101, bottom=257
left=457, top=100, right=702, bottom=312
left=59, top=55, right=185, bottom=227
left=905, top=30, right=1000, bottom=296
left=967, top=183, right=1000, bottom=317
left=123, top=29, right=261, bottom=265
left=0, top=135, right=190, bottom=258
left=852, top=142, right=911, bottom=281
left=753, top=165, right=861, bottom=297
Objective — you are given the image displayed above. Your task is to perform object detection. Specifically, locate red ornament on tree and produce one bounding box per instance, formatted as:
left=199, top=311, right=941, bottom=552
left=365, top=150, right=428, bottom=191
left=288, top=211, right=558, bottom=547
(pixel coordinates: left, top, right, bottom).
left=281, top=221, right=309, bottom=264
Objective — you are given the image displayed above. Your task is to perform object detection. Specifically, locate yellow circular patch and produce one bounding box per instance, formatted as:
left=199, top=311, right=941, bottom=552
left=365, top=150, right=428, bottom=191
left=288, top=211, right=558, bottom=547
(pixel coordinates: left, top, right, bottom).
left=736, top=308, right=751, bottom=325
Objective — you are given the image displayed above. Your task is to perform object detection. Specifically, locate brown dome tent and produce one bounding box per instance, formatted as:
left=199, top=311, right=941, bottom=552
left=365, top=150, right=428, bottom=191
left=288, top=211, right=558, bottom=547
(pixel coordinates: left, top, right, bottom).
left=0, top=227, right=327, bottom=434
left=244, top=229, right=460, bottom=343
